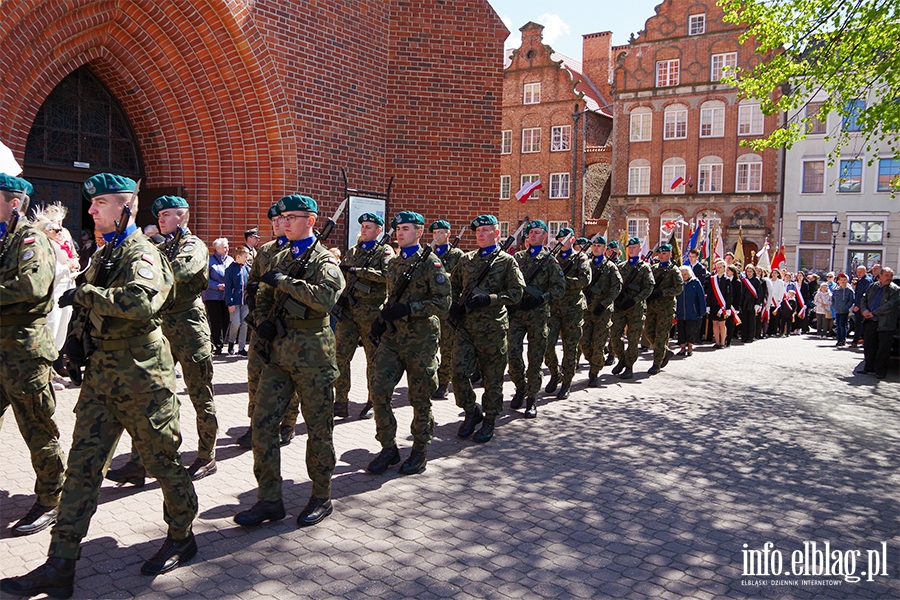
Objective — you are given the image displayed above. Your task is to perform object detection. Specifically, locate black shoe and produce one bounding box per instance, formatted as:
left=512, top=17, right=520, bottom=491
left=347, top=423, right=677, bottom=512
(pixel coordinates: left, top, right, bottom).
left=141, top=533, right=197, bottom=576
left=12, top=502, right=59, bottom=537
left=544, top=373, right=559, bottom=394
left=604, top=355, right=615, bottom=366
left=661, top=350, right=673, bottom=369
left=510, top=389, right=525, bottom=410
left=106, top=462, right=146, bottom=487
left=297, top=497, right=332, bottom=527
left=431, top=385, right=448, bottom=399
left=472, top=418, right=495, bottom=443
left=524, top=397, right=537, bottom=419
left=186, top=458, right=217, bottom=481
left=214, top=346, right=224, bottom=355
left=399, top=450, right=427, bottom=475
left=238, top=349, right=248, bottom=357
left=588, top=373, right=598, bottom=387
left=457, top=405, right=483, bottom=438
left=66, top=361, right=82, bottom=387
left=236, top=428, right=253, bottom=448
left=367, top=446, right=400, bottom=474
left=648, top=365, right=660, bottom=375
left=359, top=401, right=374, bottom=420
left=470, top=369, right=482, bottom=385
left=619, top=365, right=633, bottom=379
left=612, top=360, right=625, bottom=375
left=279, top=424, right=294, bottom=446
left=556, top=382, right=570, bottom=399
left=234, top=500, right=286, bottom=527
left=0, top=557, right=75, bottom=599
left=227, top=344, right=235, bottom=355
left=334, top=402, right=349, bottom=418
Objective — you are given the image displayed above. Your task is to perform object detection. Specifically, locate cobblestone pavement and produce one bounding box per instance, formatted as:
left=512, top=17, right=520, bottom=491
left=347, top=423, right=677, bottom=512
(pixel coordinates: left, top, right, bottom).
left=2, top=334, right=898, bottom=599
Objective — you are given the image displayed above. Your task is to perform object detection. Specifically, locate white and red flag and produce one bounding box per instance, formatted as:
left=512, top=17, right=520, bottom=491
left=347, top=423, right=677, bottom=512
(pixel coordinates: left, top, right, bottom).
left=515, top=180, right=542, bottom=203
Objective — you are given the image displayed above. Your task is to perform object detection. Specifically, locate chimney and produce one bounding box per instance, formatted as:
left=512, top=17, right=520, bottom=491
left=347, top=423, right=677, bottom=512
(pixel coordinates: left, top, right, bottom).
left=582, top=31, right=613, bottom=101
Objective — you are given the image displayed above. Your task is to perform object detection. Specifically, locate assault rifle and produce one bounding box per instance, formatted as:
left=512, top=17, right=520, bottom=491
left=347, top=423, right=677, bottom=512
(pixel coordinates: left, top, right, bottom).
left=448, top=219, right=528, bottom=330
left=561, top=246, right=586, bottom=276
left=254, top=198, right=347, bottom=364
left=513, top=232, right=571, bottom=311
left=450, top=228, right=464, bottom=249
left=367, top=239, right=439, bottom=347
left=0, top=208, right=20, bottom=263
left=163, top=226, right=185, bottom=261
left=330, top=227, right=393, bottom=322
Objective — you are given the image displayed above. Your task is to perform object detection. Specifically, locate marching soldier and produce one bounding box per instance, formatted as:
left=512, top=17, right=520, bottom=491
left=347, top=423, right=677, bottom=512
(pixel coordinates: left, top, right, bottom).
left=334, top=212, right=393, bottom=419
left=106, top=195, right=218, bottom=485
left=544, top=228, right=590, bottom=399
left=2, top=174, right=199, bottom=599
left=581, top=235, right=623, bottom=386
left=602, top=239, right=623, bottom=366
left=449, top=215, right=524, bottom=443
left=366, top=212, right=450, bottom=476
left=507, top=220, right=565, bottom=418
left=0, top=174, right=66, bottom=537
left=430, top=219, right=464, bottom=399
left=644, top=243, right=684, bottom=375
left=610, top=237, right=655, bottom=379
left=234, top=194, right=344, bottom=529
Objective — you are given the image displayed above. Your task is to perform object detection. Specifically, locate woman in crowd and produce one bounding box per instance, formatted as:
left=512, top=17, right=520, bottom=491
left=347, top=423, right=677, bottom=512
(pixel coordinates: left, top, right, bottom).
left=707, top=259, right=732, bottom=349
left=675, top=265, right=706, bottom=356
left=831, top=273, right=855, bottom=346
left=203, top=237, right=233, bottom=355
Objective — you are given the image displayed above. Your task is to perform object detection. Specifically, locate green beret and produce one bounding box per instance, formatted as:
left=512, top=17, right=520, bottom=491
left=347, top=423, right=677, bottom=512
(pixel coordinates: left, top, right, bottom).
left=429, top=219, right=451, bottom=232
left=657, top=243, right=672, bottom=252
left=82, top=173, right=136, bottom=200
left=359, top=212, right=384, bottom=226
left=524, top=219, right=548, bottom=234
left=0, top=173, right=33, bottom=197
left=607, top=241, right=619, bottom=249
left=556, top=227, right=574, bottom=239
left=277, top=194, right=318, bottom=214
left=267, top=203, right=280, bottom=220
left=626, top=236, right=642, bottom=247
left=151, top=195, right=190, bottom=218
left=470, top=214, right=499, bottom=230
left=592, top=235, right=607, bottom=245
left=576, top=237, right=591, bottom=246
left=391, top=210, right=425, bottom=228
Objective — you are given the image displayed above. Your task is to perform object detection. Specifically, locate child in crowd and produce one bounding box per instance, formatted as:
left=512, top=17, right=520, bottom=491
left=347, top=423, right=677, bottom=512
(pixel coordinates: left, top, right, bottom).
left=814, top=283, right=832, bottom=338
left=224, top=246, right=251, bottom=356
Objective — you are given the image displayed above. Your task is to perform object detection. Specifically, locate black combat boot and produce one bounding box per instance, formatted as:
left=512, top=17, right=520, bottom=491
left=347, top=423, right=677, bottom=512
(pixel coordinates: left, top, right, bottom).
left=106, top=462, right=146, bottom=487
left=12, top=502, right=59, bottom=537
left=399, top=450, right=427, bottom=475
left=457, top=405, right=484, bottom=438
left=0, top=557, right=75, bottom=599
left=556, top=381, right=570, bottom=399
left=472, top=417, right=495, bottom=443
left=236, top=427, right=253, bottom=448
left=186, top=457, right=217, bottom=481
left=141, top=533, right=197, bottom=575
left=366, top=446, right=400, bottom=474
left=544, top=373, right=559, bottom=394
left=234, top=500, right=286, bottom=527
left=612, top=360, right=625, bottom=375
left=279, top=424, right=294, bottom=446
left=619, top=365, right=633, bottom=379
left=333, top=401, right=349, bottom=418
left=588, top=373, right=598, bottom=387
left=431, top=384, right=448, bottom=399
left=510, top=389, right=525, bottom=410
left=297, top=497, right=332, bottom=527
left=358, top=401, right=374, bottom=420
left=524, top=397, right=537, bottom=419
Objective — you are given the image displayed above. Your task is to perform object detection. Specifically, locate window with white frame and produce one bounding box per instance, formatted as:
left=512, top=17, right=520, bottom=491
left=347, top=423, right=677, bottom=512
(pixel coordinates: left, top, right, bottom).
left=842, top=100, right=864, bottom=131
left=522, top=127, right=541, bottom=153
left=664, top=104, right=688, bottom=139
left=838, top=159, right=862, bottom=193
left=662, top=158, right=687, bottom=194
left=698, top=156, right=723, bottom=193
left=523, top=82, right=541, bottom=105
left=802, top=160, right=825, bottom=193
left=628, top=160, right=651, bottom=195
left=800, top=221, right=834, bottom=243
left=700, top=101, right=725, bottom=137
left=630, top=107, right=652, bottom=142
left=848, top=249, right=882, bottom=272
left=798, top=249, right=832, bottom=274
left=736, top=154, right=763, bottom=192
left=548, top=221, right=569, bottom=237
left=520, top=174, right=540, bottom=199
left=551, top=125, right=571, bottom=152
left=849, top=220, right=883, bottom=244
left=500, top=175, right=510, bottom=199
left=499, top=222, right=509, bottom=238
left=689, top=14, right=706, bottom=35
left=656, top=59, right=680, bottom=87
left=710, top=52, right=737, bottom=81
left=627, top=215, right=649, bottom=240
left=877, top=158, right=900, bottom=192
left=501, top=130, right=512, bottom=154
left=738, top=103, right=764, bottom=135
left=805, top=102, right=827, bottom=134
left=549, top=173, right=570, bottom=198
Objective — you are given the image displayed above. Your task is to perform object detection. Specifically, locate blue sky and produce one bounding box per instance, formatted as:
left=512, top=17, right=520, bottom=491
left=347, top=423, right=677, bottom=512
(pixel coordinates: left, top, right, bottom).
left=487, top=0, right=665, bottom=61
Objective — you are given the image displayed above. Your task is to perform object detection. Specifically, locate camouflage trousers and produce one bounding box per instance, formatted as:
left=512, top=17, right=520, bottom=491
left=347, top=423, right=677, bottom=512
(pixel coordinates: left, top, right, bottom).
left=581, top=308, right=613, bottom=376
left=545, top=298, right=584, bottom=383
left=49, top=387, right=198, bottom=560
left=452, top=325, right=508, bottom=419
left=253, top=364, right=338, bottom=501
left=334, top=304, right=380, bottom=407
left=0, top=359, right=65, bottom=507
left=507, top=309, right=549, bottom=397
left=369, top=335, right=438, bottom=452
left=610, top=303, right=646, bottom=367
left=247, top=332, right=300, bottom=427
left=436, top=318, right=456, bottom=388
left=644, top=301, right=676, bottom=367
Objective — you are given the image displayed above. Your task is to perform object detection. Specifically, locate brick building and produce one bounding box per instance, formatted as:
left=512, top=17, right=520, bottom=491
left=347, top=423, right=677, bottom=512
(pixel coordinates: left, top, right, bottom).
left=499, top=23, right=613, bottom=240
left=1, top=0, right=508, bottom=249
left=607, top=0, right=782, bottom=259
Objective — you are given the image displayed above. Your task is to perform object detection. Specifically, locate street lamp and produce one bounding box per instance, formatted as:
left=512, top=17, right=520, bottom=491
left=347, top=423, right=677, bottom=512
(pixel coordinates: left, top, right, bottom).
left=830, top=216, right=841, bottom=272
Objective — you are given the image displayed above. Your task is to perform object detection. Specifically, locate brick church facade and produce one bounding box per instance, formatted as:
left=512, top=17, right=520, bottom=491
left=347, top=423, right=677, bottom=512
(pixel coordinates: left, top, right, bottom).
left=1, top=0, right=508, bottom=247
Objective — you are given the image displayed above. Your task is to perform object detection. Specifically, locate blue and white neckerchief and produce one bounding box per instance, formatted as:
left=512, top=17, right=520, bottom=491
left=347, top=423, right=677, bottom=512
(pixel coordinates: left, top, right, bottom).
left=277, top=235, right=288, bottom=248
left=628, top=256, right=640, bottom=266
left=593, top=254, right=605, bottom=265
left=529, top=245, right=543, bottom=258
left=0, top=222, right=7, bottom=238
left=291, top=236, right=315, bottom=258
left=435, top=244, right=449, bottom=257
left=103, top=223, right=138, bottom=248
left=165, top=227, right=186, bottom=242
left=561, top=249, right=572, bottom=260
left=401, top=244, right=420, bottom=260
left=480, top=244, right=497, bottom=257
left=360, top=240, right=376, bottom=251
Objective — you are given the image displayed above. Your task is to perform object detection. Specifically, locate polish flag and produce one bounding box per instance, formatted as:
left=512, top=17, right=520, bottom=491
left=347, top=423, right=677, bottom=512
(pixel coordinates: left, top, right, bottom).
left=516, top=180, right=542, bottom=202
left=669, top=175, right=685, bottom=190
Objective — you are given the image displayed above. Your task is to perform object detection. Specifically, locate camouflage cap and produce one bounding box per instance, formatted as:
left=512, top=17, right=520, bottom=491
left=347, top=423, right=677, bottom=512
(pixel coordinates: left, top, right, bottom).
left=592, top=234, right=607, bottom=245
left=626, top=236, right=642, bottom=247
left=524, top=219, right=548, bottom=234
left=151, top=195, right=190, bottom=218
left=657, top=243, right=672, bottom=252
left=429, top=219, right=451, bottom=232
left=391, top=210, right=425, bottom=228
left=556, top=227, right=574, bottom=239
left=82, top=173, right=136, bottom=200
left=607, top=240, right=620, bottom=249
left=470, top=214, right=499, bottom=230
left=359, top=212, right=384, bottom=226
left=277, top=194, right=318, bottom=214
left=0, top=173, right=33, bottom=197
left=267, top=202, right=280, bottom=220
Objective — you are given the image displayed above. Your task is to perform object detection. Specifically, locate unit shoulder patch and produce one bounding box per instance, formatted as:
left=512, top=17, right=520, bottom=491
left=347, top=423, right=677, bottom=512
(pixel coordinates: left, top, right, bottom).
left=138, top=267, right=155, bottom=280
left=141, top=253, right=155, bottom=265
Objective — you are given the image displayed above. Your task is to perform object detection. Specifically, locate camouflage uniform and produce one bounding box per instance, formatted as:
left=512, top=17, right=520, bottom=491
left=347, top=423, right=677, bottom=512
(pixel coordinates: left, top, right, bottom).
left=369, top=246, right=450, bottom=452
left=434, top=244, right=464, bottom=390
left=508, top=247, right=565, bottom=398
left=252, top=242, right=345, bottom=501
left=645, top=261, right=684, bottom=368
left=581, top=254, right=623, bottom=376
left=451, top=248, right=524, bottom=419
left=545, top=250, right=591, bottom=386
left=333, top=241, right=393, bottom=412
left=610, top=258, right=655, bottom=368
left=0, top=220, right=66, bottom=510
left=51, top=229, right=197, bottom=559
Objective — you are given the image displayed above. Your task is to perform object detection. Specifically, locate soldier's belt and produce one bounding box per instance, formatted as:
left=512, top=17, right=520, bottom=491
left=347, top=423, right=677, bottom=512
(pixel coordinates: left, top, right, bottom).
left=94, top=328, right=164, bottom=351
left=282, top=316, right=330, bottom=329
left=166, top=297, right=203, bottom=314
left=0, top=313, right=47, bottom=327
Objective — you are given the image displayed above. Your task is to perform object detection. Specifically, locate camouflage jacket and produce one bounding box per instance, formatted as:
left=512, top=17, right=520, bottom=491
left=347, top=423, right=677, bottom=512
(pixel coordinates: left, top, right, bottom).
left=586, top=255, right=623, bottom=313
left=382, top=245, right=451, bottom=341
left=158, top=229, right=212, bottom=360
left=451, top=247, right=525, bottom=332
left=616, top=258, right=655, bottom=308
left=553, top=249, right=591, bottom=305
left=514, top=247, right=566, bottom=309
left=0, top=221, right=57, bottom=361
left=648, top=261, right=684, bottom=311
left=342, top=241, right=394, bottom=304
left=435, top=245, right=464, bottom=276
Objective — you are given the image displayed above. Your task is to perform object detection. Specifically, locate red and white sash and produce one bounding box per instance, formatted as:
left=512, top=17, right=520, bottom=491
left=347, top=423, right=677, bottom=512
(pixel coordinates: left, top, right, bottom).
left=790, top=283, right=806, bottom=318
left=740, top=274, right=758, bottom=299
left=711, top=275, right=730, bottom=317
